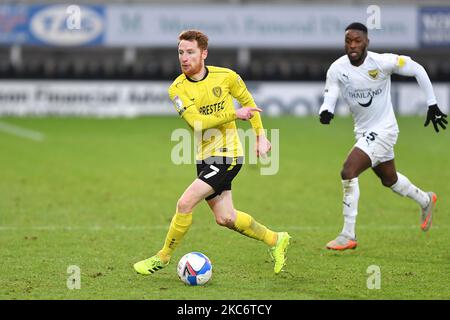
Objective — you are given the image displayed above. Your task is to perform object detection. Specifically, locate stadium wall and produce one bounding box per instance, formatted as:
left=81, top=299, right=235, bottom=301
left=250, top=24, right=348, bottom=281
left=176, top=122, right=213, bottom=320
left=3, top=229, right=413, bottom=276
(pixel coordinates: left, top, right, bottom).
left=0, top=80, right=448, bottom=117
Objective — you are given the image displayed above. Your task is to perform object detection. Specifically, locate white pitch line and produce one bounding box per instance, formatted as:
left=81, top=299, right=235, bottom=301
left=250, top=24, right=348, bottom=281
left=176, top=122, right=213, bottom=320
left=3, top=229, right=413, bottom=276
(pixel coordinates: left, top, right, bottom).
left=0, top=121, right=45, bottom=142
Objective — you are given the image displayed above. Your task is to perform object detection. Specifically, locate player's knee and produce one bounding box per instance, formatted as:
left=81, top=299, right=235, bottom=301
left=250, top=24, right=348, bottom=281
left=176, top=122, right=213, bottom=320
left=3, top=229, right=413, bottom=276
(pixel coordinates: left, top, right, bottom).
left=177, top=197, right=194, bottom=213
left=215, top=215, right=234, bottom=228
left=341, top=167, right=357, bottom=180
left=381, top=176, right=397, bottom=188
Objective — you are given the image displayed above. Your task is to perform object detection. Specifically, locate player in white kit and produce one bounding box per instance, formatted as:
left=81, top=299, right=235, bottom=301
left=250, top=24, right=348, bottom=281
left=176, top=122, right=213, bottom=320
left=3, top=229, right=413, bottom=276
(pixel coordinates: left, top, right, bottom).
left=319, top=22, right=447, bottom=250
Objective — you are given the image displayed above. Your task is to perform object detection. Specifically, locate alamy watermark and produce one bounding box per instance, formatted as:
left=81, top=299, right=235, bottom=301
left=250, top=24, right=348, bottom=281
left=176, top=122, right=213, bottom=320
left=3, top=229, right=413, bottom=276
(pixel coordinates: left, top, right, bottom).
left=67, top=265, right=81, bottom=290
left=171, top=123, right=279, bottom=175
left=66, top=5, right=81, bottom=30
left=366, top=265, right=381, bottom=290
left=367, top=5, right=381, bottom=30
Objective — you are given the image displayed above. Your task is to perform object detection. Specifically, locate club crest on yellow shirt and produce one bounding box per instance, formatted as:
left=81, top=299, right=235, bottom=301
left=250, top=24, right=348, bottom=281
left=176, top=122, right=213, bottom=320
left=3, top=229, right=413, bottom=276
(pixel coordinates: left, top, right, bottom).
left=212, top=86, right=222, bottom=98
left=368, top=69, right=379, bottom=79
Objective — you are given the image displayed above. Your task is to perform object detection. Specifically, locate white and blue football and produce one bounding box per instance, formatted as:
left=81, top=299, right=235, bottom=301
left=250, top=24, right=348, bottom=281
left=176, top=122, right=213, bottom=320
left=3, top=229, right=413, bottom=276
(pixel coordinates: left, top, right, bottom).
left=177, top=252, right=212, bottom=286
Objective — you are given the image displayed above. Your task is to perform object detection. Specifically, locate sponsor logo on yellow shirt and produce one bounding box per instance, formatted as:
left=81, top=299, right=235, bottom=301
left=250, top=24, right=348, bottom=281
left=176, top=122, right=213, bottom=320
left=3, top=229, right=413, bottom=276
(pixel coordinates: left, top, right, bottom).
left=199, top=101, right=225, bottom=115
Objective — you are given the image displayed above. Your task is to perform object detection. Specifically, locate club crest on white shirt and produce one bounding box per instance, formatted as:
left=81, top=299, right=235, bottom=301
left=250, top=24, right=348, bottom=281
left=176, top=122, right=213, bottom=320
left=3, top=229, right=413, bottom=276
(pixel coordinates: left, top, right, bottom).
left=368, top=69, right=379, bottom=79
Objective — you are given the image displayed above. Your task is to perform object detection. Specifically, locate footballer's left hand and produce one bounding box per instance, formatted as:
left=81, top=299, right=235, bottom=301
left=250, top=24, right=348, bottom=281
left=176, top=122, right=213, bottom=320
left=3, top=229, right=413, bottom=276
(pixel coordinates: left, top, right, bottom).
left=256, top=135, right=271, bottom=158
left=424, top=104, right=448, bottom=133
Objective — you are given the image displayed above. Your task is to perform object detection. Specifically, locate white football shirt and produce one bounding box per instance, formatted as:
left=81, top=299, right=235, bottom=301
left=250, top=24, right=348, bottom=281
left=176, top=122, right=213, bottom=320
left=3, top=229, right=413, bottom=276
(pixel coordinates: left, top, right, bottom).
left=321, top=51, right=409, bottom=137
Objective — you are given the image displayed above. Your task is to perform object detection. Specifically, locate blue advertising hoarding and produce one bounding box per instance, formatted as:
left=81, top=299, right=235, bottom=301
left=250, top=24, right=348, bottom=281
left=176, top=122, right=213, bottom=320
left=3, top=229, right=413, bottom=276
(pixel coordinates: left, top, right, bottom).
left=419, top=7, right=450, bottom=47
left=0, top=5, right=29, bottom=44
left=0, top=4, right=105, bottom=46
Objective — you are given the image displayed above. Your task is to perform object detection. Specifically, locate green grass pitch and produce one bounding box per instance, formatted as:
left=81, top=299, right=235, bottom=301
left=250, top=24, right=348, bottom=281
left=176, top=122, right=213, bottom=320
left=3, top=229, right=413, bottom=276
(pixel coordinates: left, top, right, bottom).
left=0, top=116, right=449, bottom=300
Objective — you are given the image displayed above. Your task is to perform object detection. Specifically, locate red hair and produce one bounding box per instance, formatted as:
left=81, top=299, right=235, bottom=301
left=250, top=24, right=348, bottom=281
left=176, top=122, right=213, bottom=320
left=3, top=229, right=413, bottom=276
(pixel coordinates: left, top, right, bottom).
left=178, top=30, right=208, bottom=50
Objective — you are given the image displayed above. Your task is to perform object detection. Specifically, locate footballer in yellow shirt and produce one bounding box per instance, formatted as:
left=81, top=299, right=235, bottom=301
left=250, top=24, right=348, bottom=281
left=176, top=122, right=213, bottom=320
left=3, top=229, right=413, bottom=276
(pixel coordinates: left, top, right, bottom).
left=133, top=30, right=291, bottom=276
left=169, top=65, right=264, bottom=160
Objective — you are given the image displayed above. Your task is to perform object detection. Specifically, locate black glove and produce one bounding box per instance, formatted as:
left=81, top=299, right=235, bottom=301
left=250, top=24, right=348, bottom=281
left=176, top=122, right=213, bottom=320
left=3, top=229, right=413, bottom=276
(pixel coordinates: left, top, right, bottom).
left=320, top=110, right=334, bottom=124
left=424, top=104, right=447, bottom=133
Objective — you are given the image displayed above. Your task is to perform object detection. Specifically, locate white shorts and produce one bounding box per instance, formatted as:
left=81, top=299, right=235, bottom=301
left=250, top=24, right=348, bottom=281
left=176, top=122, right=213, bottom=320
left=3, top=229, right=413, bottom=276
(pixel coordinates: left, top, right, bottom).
left=354, top=130, right=398, bottom=167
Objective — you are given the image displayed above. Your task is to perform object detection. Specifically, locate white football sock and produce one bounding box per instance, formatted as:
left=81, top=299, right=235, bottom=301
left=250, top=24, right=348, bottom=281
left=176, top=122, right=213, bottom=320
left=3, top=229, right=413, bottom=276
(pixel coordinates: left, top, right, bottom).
left=340, top=178, right=359, bottom=239
left=390, top=172, right=430, bottom=208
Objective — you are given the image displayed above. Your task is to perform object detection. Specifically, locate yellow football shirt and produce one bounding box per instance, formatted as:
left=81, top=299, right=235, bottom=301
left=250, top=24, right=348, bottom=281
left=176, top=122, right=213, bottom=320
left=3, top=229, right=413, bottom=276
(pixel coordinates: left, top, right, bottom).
left=168, top=66, right=264, bottom=160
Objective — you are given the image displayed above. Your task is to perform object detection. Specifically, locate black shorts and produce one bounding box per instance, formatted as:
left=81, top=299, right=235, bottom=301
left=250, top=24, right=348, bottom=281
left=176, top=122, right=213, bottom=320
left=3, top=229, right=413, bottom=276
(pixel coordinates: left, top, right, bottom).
left=196, top=156, right=243, bottom=200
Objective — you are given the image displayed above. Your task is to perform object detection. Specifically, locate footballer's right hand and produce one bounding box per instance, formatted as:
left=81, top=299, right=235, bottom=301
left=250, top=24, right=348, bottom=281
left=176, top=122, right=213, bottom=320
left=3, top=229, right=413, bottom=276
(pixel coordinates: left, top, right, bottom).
left=236, top=107, right=262, bottom=121
left=319, top=110, right=334, bottom=124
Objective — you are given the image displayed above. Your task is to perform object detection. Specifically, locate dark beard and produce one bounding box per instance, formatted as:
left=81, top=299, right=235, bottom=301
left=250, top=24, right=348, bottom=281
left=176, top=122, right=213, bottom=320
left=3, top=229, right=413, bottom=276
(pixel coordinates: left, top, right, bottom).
left=348, top=50, right=367, bottom=66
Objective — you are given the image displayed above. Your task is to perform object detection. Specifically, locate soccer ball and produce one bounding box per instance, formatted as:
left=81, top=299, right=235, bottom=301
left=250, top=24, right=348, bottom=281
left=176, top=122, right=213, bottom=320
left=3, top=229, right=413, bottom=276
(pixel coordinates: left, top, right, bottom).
left=177, top=252, right=212, bottom=286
